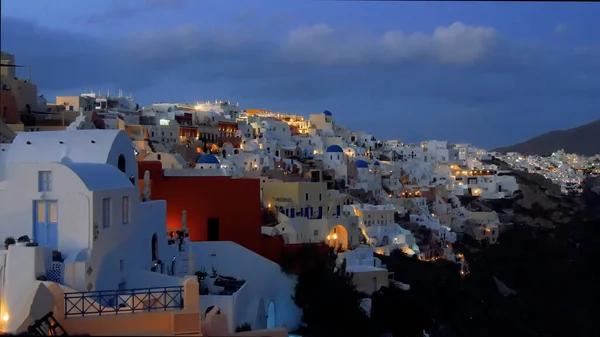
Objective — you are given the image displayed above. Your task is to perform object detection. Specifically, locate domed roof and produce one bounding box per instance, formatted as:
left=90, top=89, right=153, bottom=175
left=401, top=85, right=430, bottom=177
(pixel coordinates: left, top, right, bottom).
left=197, top=154, right=219, bottom=164
left=323, top=110, right=332, bottom=116
left=355, top=160, right=369, bottom=168
left=326, top=145, right=343, bottom=153
left=373, top=161, right=381, bottom=166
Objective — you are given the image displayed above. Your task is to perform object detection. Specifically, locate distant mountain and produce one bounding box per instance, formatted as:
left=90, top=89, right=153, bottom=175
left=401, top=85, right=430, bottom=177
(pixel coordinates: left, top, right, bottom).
left=492, top=119, right=600, bottom=156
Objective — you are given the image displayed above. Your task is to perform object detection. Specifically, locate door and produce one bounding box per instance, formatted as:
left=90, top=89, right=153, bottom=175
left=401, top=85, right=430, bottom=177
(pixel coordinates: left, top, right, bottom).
left=33, top=200, right=58, bottom=250
left=207, top=218, right=219, bottom=241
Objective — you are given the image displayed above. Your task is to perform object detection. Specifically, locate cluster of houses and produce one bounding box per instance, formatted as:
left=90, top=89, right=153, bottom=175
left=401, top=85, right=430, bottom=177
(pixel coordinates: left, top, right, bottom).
left=0, top=51, right=523, bottom=336
left=495, top=150, right=600, bottom=195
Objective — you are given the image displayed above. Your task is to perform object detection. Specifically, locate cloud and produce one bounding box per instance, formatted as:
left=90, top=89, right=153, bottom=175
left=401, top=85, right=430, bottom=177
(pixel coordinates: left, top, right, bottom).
left=2, top=15, right=596, bottom=99
left=1, top=14, right=598, bottom=148
left=555, top=22, right=570, bottom=36
left=86, top=0, right=184, bottom=24
left=281, top=22, right=498, bottom=66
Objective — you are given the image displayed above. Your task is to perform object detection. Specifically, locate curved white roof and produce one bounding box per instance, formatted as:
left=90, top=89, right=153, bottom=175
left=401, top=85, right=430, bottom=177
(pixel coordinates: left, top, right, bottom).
left=6, top=130, right=128, bottom=164
left=64, top=162, right=135, bottom=191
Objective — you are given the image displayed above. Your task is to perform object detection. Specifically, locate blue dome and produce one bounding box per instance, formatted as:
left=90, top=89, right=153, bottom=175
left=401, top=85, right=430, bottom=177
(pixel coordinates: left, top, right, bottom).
left=326, top=145, right=343, bottom=153
left=323, top=110, right=332, bottom=116
left=355, top=160, right=369, bottom=168
left=373, top=161, right=381, bottom=166
left=197, top=154, right=219, bottom=164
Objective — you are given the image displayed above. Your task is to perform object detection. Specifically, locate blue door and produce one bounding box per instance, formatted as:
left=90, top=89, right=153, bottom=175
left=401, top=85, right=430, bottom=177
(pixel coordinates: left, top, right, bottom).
left=33, top=200, right=58, bottom=250
left=318, top=207, right=323, bottom=218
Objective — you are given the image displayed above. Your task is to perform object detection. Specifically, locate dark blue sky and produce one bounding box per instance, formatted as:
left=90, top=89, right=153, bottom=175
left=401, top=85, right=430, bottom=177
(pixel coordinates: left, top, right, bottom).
left=2, top=0, right=599, bottom=149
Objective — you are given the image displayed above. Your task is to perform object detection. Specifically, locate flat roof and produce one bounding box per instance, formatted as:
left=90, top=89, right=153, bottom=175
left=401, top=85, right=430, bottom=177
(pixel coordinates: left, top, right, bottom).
left=346, top=264, right=387, bottom=273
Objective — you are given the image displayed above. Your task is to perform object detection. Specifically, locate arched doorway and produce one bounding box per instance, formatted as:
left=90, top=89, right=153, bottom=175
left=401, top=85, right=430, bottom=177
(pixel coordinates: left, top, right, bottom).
left=118, top=154, right=126, bottom=173
left=381, top=235, right=390, bottom=246
left=151, top=233, right=158, bottom=272
left=151, top=234, right=158, bottom=260
left=267, top=300, right=276, bottom=329
left=326, top=225, right=349, bottom=251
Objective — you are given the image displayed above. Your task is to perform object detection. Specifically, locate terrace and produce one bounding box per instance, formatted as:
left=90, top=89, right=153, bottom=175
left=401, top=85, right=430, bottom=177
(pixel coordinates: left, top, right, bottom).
left=63, top=286, right=184, bottom=318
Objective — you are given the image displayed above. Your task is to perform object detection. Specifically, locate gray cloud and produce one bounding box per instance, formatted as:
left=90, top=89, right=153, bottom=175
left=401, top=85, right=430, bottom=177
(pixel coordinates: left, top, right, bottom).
left=555, top=22, right=570, bottom=36
left=280, top=22, right=498, bottom=66
left=86, top=0, right=184, bottom=24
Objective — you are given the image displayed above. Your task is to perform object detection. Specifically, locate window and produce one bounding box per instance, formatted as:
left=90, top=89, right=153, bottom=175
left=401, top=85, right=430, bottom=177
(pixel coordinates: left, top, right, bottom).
left=319, top=193, right=322, bottom=201
left=69, top=105, right=74, bottom=111
left=122, top=197, right=130, bottom=224
left=120, top=259, right=124, bottom=272
left=38, top=171, right=52, bottom=192
left=313, top=230, right=319, bottom=236
left=102, top=198, right=111, bottom=228
left=305, top=193, right=309, bottom=201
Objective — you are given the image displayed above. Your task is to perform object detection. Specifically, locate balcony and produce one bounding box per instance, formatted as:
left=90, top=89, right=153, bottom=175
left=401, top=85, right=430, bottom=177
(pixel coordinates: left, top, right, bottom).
left=63, top=286, right=184, bottom=318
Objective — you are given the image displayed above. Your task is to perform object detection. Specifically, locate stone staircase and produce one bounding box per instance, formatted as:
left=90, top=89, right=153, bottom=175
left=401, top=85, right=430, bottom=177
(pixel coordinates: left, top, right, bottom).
left=177, top=239, right=190, bottom=278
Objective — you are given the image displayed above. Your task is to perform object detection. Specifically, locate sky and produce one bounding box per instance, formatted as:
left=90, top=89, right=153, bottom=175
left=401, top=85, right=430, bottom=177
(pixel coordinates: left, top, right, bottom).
left=1, top=0, right=599, bottom=149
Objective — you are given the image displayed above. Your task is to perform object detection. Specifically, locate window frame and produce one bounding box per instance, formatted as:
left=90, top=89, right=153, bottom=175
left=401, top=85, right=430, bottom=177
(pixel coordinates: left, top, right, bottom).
left=102, top=198, right=111, bottom=228
left=122, top=196, right=130, bottom=225
left=38, top=171, right=52, bottom=192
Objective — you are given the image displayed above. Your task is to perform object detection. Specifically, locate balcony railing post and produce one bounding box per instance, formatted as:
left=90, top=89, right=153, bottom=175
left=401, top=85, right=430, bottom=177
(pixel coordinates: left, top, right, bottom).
left=147, top=288, right=151, bottom=312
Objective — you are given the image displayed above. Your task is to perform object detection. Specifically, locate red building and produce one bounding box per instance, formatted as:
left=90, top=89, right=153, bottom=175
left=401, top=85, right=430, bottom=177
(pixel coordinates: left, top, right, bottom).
left=137, top=161, right=283, bottom=261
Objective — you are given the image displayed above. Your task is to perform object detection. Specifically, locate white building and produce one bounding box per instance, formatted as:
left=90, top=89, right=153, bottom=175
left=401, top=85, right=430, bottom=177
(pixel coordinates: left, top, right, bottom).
left=0, top=130, right=188, bottom=331
left=0, top=129, right=301, bottom=335
left=323, top=145, right=348, bottom=181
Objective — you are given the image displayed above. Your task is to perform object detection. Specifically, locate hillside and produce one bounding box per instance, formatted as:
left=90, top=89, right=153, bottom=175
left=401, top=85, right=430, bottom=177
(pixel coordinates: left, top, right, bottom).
left=492, top=119, right=600, bottom=156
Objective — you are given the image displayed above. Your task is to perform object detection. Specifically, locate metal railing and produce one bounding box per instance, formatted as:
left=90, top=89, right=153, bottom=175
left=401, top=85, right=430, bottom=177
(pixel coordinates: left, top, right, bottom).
left=64, top=286, right=184, bottom=318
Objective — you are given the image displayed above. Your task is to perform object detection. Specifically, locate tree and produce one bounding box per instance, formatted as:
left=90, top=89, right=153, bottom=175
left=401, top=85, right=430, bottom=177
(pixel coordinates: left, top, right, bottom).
left=289, top=244, right=371, bottom=337
left=370, top=284, right=429, bottom=337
